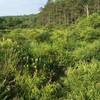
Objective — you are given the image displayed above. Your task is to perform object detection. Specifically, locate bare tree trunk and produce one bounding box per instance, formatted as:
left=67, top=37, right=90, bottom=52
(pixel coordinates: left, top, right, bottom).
left=85, top=4, right=89, bottom=17
left=97, top=0, right=100, bottom=12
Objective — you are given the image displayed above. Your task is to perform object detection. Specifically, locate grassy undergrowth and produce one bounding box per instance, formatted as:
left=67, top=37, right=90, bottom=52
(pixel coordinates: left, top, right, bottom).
left=0, top=13, right=100, bottom=100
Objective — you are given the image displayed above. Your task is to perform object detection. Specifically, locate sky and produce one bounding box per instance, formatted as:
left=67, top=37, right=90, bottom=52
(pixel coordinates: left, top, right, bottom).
left=0, top=0, right=48, bottom=16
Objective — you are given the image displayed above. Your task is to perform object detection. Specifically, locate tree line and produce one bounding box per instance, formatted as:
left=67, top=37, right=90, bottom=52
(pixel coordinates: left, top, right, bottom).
left=35, top=0, right=100, bottom=26
left=0, top=15, right=36, bottom=29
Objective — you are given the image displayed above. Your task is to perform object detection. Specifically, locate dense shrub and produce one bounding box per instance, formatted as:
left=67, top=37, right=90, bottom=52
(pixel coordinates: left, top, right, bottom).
left=0, top=13, right=100, bottom=99
left=63, top=60, right=100, bottom=100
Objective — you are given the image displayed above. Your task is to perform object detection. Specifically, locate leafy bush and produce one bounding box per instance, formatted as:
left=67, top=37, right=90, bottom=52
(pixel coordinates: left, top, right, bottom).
left=63, top=60, right=100, bottom=100
left=0, top=13, right=100, bottom=99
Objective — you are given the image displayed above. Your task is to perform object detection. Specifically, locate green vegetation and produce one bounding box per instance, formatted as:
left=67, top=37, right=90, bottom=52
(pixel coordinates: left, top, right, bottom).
left=36, top=0, right=100, bottom=26
left=0, top=15, right=35, bottom=29
left=0, top=13, right=100, bottom=100
left=0, top=0, right=100, bottom=99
